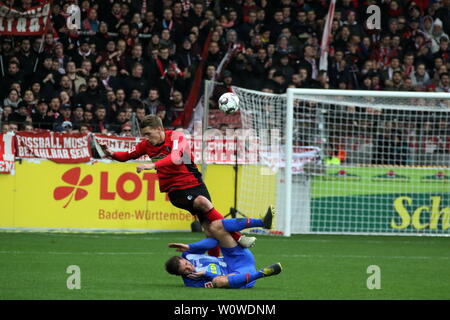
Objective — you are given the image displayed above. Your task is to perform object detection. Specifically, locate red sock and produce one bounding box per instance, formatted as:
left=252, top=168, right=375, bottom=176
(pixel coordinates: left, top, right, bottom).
left=208, top=245, right=220, bottom=257
left=205, top=208, right=242, bottom=243
left=205, top=208, right=225, bottom=222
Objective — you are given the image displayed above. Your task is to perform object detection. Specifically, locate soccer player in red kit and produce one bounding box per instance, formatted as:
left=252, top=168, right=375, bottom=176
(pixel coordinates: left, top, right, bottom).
left=99, top=115, right=258, bottom=254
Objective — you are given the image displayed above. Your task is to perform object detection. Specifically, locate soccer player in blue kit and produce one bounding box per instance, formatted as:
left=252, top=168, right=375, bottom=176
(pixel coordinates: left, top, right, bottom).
left=165, top=210, right=282, bottom=289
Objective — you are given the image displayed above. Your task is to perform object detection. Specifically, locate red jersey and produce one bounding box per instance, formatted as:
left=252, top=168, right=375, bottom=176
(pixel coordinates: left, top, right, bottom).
left=111, top=130, right=202, bottom=192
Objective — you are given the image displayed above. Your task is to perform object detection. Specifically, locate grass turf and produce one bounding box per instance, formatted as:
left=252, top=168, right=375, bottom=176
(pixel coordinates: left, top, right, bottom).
left=0, top=232, right=448, bottom=300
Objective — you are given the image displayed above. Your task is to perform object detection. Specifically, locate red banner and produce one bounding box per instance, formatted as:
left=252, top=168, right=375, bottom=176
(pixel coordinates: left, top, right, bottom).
left=0, top=0, right=51, bottom=35
left=92, top=134, right=258, bottom=164
left=15, top=132, right=91, bottom=163
left=92, top=134, right=150, bottom=161
left=0, top=132, right=15, bottom=173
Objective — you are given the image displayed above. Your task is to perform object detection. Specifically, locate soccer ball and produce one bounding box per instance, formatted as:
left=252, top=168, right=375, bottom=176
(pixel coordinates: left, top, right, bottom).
left=218, top=92, right=239, bottom=114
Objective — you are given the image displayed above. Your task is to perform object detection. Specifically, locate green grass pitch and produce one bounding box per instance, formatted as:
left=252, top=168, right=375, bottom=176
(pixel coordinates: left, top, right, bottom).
left=0, top=232, right=449, bottom=300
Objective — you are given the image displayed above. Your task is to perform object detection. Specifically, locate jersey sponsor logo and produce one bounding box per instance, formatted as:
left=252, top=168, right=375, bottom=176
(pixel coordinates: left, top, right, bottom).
left=207, top=263, right=219, bottom=274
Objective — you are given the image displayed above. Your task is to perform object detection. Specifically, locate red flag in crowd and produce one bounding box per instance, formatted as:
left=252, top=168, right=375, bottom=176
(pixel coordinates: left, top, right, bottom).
left=319, top=0, right=336, bottom=71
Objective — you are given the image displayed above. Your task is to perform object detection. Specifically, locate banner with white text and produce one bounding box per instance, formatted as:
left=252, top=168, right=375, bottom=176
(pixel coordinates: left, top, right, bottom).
left=0, top=132, right=15, bottom=173
left=0, top=0, right=51, bottom=35
left=15, top=131, right=91, bottom=163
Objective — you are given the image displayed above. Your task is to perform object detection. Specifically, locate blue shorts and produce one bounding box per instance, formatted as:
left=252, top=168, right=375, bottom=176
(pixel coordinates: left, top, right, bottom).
left=221, top=246, right=257, bottom=289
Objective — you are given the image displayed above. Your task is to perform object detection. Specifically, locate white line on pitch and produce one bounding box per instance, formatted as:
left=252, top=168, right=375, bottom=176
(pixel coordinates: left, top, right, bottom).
left=277, top=253, right=450, bottom=260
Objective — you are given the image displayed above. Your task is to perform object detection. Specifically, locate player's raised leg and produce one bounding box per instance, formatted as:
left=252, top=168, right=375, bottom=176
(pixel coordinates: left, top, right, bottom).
left=193, top=195, right=256, bottom=248
left=221, top=206, right=275, bottom=232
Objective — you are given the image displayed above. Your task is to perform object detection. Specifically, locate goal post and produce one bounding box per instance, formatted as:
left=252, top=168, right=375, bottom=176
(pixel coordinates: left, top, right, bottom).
left=231, top=86, right=450, bottom=237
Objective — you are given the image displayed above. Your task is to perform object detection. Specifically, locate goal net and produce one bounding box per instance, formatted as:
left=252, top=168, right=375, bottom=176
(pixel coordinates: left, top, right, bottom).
left=231, top=87, right=450, bottom=237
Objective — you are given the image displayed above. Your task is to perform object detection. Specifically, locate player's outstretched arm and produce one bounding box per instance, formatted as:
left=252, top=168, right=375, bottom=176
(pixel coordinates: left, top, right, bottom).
left=99, top=142, right=113, bottom=158
left=168, top=238, right=219, bottom=255
left=101, top=140, right=147, bottom=162
left=136, top=163, right=156, bottom=173
left=168, top=243, right=190, bottom=252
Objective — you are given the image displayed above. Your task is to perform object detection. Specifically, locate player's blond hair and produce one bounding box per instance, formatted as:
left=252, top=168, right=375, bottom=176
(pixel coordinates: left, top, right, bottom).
left=140, top=115, right=163, bottom=129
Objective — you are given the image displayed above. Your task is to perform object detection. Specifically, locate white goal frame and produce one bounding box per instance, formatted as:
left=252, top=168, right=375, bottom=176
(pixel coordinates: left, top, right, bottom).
left=284, top=88, right=450, bottom=237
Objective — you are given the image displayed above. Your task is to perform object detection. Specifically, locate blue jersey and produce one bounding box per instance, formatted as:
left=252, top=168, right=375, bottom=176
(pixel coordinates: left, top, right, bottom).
left=181, top=252, right=228, bottom=288
left=178, top=237, right=257, bottom=289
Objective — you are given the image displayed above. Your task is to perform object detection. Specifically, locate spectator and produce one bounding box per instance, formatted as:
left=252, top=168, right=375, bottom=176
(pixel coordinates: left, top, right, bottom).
left=402, top=52, right=416, bottom=79
left=385, top=71, right=406, bottom=91
left=155, top=46, right=184, bottom=105
left=135, top=105, right=147, bottom=124
left=98, top=65, right=120, bottom=92
left=3, top=89, right=22, bottom=110
left=205, top=41, right=224, bottom=69
left=7, top=121, right=18, bottom=134
left=119, top=122, right=133, bottom=137
left=114, top=89, right=128, bottom=110
left=53, top=43, right=69, bottom=75
left=59, top=90, right=72, bottom=108
left=104, top=90, right=118, bottom=122
left=176, top=38, right=199, bottom=71
left=268, top=10, right=286, bottom=43
left=433, top=37, right=450, bottom=63
left=343, top=10, right=365, bottom=38
left=17, top=38, right=36, bottom=84
left=71, top=104, right=85, bottom=129
left=83, top=109, right=94, bottom=126
left=22, top=89, right=37, bottom=109
left=1, top=61, right=23, bottom=100
left=436, top=72, right=450, bottom=92
left=381, top=57, right=402, bottom=84
left=0, top=38, right=14, bottom=75
left=10, top=103, right=30, bottom=123
left=297, top=45, right=319, bottom=80
left=74, top=76, right=106, bottom=107
left=32, top=99, right=54, bottom=130
left=125, top=44, right=155, bottom=82
left=47, top=97, right=62, bottom=121
left=91, top=105, right=109, bottom=134
left=411, top=63, right=431, bottom=89
left=169, top=90, right=184, bottom=125
left=110, top=110, right=128, bottom=134
left=59, top=75, right=74, bottom=97
left=23, top=122, right=34, bottom=132
left=274, top=53, right=295, bottom=84
left=1, top=122, right=9, bottom=133
left=65, top=61, right=86, bottom=94
left=80, top=123, right=91, bottom=135
left=104, top=2, right=124, bottom=33
left=267, top=71, right=287, bottom=94
left=93, top=22, right=111, bottom=53
left=430, top=18, right=449, bottom=54
left=96, top=40, right=123, bottom=68
left=143, top=88, right=163, bottom=115
left=160, top=28, right=177, bottom=55
left=82, top=8, right=100, bottom=33
left=70, top=38, right=96, bottom=68
left=54, top=105, right=72, bottom=132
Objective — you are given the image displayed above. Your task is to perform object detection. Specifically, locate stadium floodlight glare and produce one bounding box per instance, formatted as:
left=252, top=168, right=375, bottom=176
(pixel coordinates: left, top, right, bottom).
left=226, top=86, right=450, bottom=237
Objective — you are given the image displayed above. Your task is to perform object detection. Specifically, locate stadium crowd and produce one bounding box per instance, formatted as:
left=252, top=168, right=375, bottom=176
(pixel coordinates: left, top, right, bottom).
left=0, top=0, right=449, bottom=149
